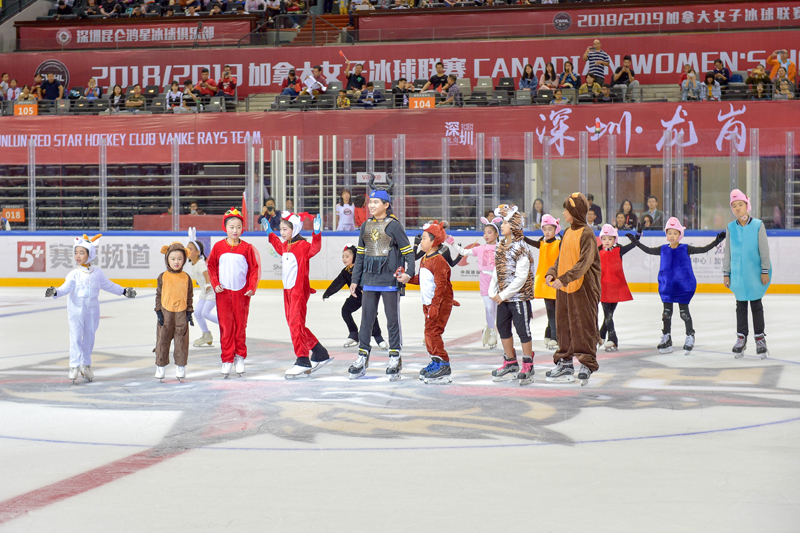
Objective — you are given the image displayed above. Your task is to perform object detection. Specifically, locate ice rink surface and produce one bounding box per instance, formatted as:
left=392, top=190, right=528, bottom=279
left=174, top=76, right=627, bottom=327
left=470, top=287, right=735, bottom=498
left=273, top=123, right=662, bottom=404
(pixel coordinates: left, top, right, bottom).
left=1, top=287, right=799, bottom=532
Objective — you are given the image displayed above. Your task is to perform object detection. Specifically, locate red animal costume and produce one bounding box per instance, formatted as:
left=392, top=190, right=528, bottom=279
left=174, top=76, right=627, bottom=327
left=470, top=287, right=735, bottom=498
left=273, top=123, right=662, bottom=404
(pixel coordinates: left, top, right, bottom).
left=409, top=248, right=457, bottom=361
left=268, top=212, right=323, bottom=359
left=207, top=210, right=260, bottom=364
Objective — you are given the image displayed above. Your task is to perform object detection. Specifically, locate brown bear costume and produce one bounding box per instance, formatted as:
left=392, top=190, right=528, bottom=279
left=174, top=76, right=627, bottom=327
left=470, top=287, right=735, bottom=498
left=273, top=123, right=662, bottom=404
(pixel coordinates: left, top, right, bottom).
left=155, top=242, right=194, bottom=368
left=546, top=193, right=602, bottom=373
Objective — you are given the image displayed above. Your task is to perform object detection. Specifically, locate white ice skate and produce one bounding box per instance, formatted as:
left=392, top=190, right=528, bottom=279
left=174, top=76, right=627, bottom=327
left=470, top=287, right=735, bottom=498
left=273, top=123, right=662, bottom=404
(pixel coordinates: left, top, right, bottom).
left=544, top=337, right=551, bottom=346
left=546, top=339, right=560, bottom=351
left=221, top=362, right=233, bottom=378
left=755, top=334, right=769, bottom=360
left=604, top=340, right=618, bottom=352
left=481, top=326, right=490, bottom=347
left=309, top=357, right=334, bottom=373
left=376, top=339, right=389, bottom=350
left=155, top=365, right=166, bottom=382
left=683, top=334, right=695, bottom=356
left=285, top=362, right=312, bottom=379
left=518, top=359, right=534, bottom=386
left=79, top=364, right=94, bottom=382
left=68, top=367, right=79, bottom=382
left=176, top=366, right=186, bottom=382
left=193, top=331, right=213, bottom=347
left=577, top=364, right=592, bottom=386
left=343, top=338, right=358, bottom=347
left=545, top=359, right=575, bottom=383
left=348, top=350, right=370, bottom=380
left=234, top=355, right=246, bottom=376
left=386, top=353, right=402, bottom=382
left=487, top=328, right=498, bottom=349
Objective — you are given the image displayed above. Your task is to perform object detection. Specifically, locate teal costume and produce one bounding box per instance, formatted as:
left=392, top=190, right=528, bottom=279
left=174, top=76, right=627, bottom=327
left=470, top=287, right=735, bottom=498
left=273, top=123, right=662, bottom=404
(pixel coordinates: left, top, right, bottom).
left=727, top=218, right=771, bottom=301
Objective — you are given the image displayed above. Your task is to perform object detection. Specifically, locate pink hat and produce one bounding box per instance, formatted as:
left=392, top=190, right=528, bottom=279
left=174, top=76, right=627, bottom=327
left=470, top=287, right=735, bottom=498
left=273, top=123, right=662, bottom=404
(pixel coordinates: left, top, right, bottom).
left=541, top=214, right=561, bottom=235
left=730, top=189, right=752, bottom=214
left=664, top=217, right=685, bottom=240
left=600, top=224, right=618, bottom=245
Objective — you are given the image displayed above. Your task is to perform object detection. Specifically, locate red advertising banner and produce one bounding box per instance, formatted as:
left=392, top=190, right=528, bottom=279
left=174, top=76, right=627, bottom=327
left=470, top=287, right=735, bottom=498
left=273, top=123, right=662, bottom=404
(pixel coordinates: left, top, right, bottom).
left=16, top=18, right=254, bottom=51
left=1, top=29, right=798, bottom=96
left=357, top=1, right=800, bottom=40
left=0, top=101, right=794, bottom=165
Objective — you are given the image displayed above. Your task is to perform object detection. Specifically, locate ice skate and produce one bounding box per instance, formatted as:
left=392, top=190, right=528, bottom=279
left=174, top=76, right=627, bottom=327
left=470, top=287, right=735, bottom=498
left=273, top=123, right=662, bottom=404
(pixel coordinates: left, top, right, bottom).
left=481, top=326, right=490, bottom=347
left=518, top=358, right=534, bottom=386
left=377, top=340, right=389, bottom=350
left=79, top=364, right=94, bottom=382
left=732, top=333, right=747, bottom=359
left=597, top=337, right=605, bottom=349
left=310, top=342, right=333, bottom=373
left=657, top=333, right=673, bottom=354
left=422, top=356, right=452, bottom=384
left=155, top=365, right=166, bottom=382
left=492, top=355, right=519, bottom=382
left=234, top=355, right=246, bottom=376
left=343, top=337, right=358, bottom=348
left=386, top=350, right=402, bottom=381
left=545, top=358, right=575, bottom=383
left=348, top=349, right=370, bottom=379
left=176, top=365, right=186, bottom=382
left=544, top=337, right=551, bottom=346
left=487, top=328, right=498, bottom=349
left=755, top=333, right=769, bottom=359
left=221, top=362, right=232, bottom=378
left=546, top=339, right=560, bottom=351
left=68, top=367, right=79, bottom=382
left=577, top=364, right=592, bottom=386
left=193, top=331, right=213, bottom=347
left=604, top=340, right=618, bottom=352
left=419, top=359, right=437, bottom=380
left=683, top=334, right=695, bottom=355
left=285, top=357, right=312, bottom=379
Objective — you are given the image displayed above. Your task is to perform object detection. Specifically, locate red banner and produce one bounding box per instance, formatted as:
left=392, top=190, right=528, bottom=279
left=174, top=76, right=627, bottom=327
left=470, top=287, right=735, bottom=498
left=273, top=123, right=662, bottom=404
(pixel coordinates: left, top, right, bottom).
left=1, top=29, right=798, bottom=96
left=357, top=1, right=800, bottom=40
left=0, top=101, right=795, bottom=165
left=16, top=18, right=254, bottom=51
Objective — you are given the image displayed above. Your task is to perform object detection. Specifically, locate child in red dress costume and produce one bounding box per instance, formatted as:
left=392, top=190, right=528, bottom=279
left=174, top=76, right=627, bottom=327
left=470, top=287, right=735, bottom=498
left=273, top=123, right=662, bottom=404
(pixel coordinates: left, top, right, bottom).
left=597, top=224, right=635, bottom=351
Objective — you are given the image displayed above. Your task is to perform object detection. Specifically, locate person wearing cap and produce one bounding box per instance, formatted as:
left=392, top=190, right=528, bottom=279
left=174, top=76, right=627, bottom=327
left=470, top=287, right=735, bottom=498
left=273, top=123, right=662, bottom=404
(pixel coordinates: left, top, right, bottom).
left=207, top=208, right=261, bottom=378
left=348, top=183, right=415, bottom=380
left=724, top=189, right=772, bottom=359
left=280, top=69, right=302, bottom=97
left=629, top=217, right=726, bottom=355
left=596, top=224, right=636, bottom=353
left=544, top=193, right=602, bottom=385
left=524, top=213, right=562, bottom=351
left=45, top=234, right=137, bottom=382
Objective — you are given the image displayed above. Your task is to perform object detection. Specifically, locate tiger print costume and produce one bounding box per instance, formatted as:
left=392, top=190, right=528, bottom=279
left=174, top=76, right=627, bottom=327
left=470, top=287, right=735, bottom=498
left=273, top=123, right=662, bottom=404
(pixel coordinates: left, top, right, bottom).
left=494, top=205, right=535, bottom=303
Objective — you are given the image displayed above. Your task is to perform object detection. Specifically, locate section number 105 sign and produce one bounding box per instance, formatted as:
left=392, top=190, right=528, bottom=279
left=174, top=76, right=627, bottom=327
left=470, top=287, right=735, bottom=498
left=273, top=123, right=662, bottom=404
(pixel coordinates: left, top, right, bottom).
left=409, top=97, right=435, bottom=109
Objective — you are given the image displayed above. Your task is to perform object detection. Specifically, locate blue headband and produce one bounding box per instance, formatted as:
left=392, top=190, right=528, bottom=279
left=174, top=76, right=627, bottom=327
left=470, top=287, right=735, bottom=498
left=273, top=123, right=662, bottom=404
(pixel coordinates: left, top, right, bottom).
left=370, top=190, right=391, bottom=203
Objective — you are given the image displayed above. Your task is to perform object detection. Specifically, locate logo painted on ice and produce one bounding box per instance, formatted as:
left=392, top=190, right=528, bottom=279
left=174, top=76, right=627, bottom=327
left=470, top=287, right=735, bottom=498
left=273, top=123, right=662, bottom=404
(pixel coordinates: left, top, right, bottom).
left=18, top=241, right=46, bottom=272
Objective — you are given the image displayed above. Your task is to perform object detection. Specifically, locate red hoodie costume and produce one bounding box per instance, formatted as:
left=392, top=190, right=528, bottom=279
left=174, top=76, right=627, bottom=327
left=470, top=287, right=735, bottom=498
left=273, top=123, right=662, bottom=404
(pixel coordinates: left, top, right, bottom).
left=268, top=214, right=322, bottom=359
left=207, top=210, right=260, bottom=363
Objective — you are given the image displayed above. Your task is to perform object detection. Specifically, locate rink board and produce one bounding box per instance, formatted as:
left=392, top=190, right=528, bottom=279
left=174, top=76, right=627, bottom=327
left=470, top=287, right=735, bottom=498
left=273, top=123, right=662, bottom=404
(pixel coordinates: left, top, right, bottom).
left=1, top=231, right=799, bottom=293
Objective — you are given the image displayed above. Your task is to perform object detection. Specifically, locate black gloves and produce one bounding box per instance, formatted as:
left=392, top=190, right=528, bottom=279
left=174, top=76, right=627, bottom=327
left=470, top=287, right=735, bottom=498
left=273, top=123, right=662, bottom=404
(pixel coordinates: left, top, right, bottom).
left=123, top=287, right=137, bottom=298
left=625, top=233, right=639, bottom=241
left=45, top=286, right=57, bottom=298
left=716, top=231, right=727, bottom=242
left=414, top=233, right=422, bottom=246
left=156, top=310, right=164, bottom=327
left=187, top=312, right=194, bottom=326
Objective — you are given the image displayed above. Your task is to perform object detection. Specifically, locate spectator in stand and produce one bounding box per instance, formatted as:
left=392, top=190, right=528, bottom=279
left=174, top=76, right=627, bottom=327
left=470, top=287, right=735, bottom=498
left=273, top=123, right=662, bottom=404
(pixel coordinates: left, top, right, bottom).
left=129, top=5, right=144, bottom=17
left=166, top=81, right=183, bottom=110
left=745, top=64, right=771, bottom=94
left=583, top=38, right=611, bottom=84
left=6, top=80, right=20, bottom=101
left=186, top=5, right=200, bottom=16
left=41, top=73, right=64, bottom=101
left=109, top=4, right=124, bottom=17
left=196, top=68, right=218, bottom=102
left=125, top=84, right=146, bottom=111
left=587, top=194, right=602, bottom=224
left=81, top=0, right=101, bottom=16
left=774, top=67, right=795, bottom=93
left=189, top=201, right=205, bottom=215
left=681, top=72, right=703, bottom=101
left=539, top=62, right=558, bottom=89
left=597, top=83, right=616, bottom=103
left=84, top=78, right=101, bottom=101
left=182, top=80, right=201, bottom=110
left=353, top=194, right=367, bottom=227
left=356, top=82, right=385, bottom=107
left=518, top=63, right=537, bottom=91
left=163, top=7, right=174, bottom=16
left=280, top=69, right=302, bottom=97
left=579, top=73, right=602, bottom=97
left=638, top=214, right=653, bottom=232
left=614, top=212, right=630, bottom=231
left=437, top=75, right=462, bottom=107
left=678, top=64, right=695, bottom=87
left=421, top=62, right=448, bottom=93
left=586, top=209, right=600, bottom=231
left=244, top=0, right=266, bottom=12
left=217, top=65, right=237, bottom=100
left=286, top=0, right=304, bottom=29
left=532, top=198, right=544, bottom=228
left=208, top=4, right=222, bottom=14
left=31, top=74, right=43, bottom=99
left=644, top=195, right=664, bottom=229
left=17, top=86, right=35, bottom=102
left=619, top=199, right=637, bottom=229
left=612, top=55, right=640, bottom=103
left=702, top=72, right=721, bottom=101
left=392, top=78, right=414, bottom=107
left=550, top=89, right=568, bottom=105
left=774, top=79, right=795, bottom=100
left=55, top=0, right=74, bottom=17
left=299, top=65, right=327, bottom=97
left=712, top=58, right=730, bottom=88
left=559, top=61, right=580, bottom=89
left=285, top=198, right=294, bottom=211
left=751, top=83, right=770, bottom=101
left=265, top=0, right=280, bottom=22
left=100, top=0, right=117, bottom=16
left=109, top=84, right=125, bottom=112
left=0, top=73, right=9, bottom=95
left=344, top=61, right=367, bottom=101
left=767, top=49, right=797, bottom=84
left=337, top=90, right=350, bottom=108
left=258, top=197, right=280, bottom=230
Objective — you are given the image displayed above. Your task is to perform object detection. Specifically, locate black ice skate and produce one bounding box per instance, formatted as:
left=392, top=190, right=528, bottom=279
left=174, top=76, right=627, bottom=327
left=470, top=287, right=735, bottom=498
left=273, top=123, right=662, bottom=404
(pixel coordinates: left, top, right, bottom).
left=683, top=334, right=695, bottom=356
left=492, top=355, right=519, bottom=382
left=419, top=359, right=436, bottom=381
left=518, top=357, right=534, bottom=386
left=755, top=333, right=769, bottom=359
left=348, top=349, right=370, bottom=379
left=657, top=333, right=673, bottom=354
left=422, top=356, right=452, bottom=385
left=386, top=350, right=402, bottom=381
left=577, top=364, right=592, bottom=386
left=732, top=333, right=747, bottom=359
left=545, top=358, right=575, bottom=383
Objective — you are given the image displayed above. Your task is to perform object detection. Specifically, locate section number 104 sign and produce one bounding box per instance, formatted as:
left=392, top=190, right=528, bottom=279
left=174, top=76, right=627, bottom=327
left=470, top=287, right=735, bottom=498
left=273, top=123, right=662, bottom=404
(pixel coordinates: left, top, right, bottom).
left=409, top=97, right=435, bottom=110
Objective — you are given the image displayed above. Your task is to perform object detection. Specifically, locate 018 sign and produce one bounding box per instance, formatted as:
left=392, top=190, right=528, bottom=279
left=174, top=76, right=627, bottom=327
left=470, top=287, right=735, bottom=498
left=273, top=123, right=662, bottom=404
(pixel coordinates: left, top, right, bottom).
left=2, top=208, right=25, bottom=223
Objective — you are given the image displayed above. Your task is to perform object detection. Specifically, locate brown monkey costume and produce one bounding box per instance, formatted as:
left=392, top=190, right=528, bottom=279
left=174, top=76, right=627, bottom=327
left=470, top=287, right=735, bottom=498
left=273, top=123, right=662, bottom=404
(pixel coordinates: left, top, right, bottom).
left=155, top=242, right=194, bottom=368
left=546, top=193, right=602, bottom=373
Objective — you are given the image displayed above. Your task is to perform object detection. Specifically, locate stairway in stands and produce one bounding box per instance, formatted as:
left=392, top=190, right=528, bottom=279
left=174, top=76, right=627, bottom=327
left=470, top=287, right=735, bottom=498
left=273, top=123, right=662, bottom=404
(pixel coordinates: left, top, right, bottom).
left=286, top=14, right=350, bottom=46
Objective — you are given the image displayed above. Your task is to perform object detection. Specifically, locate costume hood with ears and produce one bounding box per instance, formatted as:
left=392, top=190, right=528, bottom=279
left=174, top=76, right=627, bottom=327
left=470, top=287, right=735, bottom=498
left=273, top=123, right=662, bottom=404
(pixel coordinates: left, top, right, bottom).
left=600, top=224, right=618, bottom=246
left=222, top=208, right=245, bottom=233
left=494, top=204, right=525, bottom=240
left=187, top=227, right=199, bottom=251
left=74, top=234, right=102, bottom=264
left=540, top=214, right=561, bottom=235
left=280, top=211, right=314, bottom=239
left=563, top=192, right=589, bottom=227
left=422, top=220, right=446, bottom=247
left=664, top=217, right=686, bottom=240
left=161, top=242, right=191, bottom=273
left=480, top=216, right=502, bottom=235
left=730, top=189, right=752, bottom=215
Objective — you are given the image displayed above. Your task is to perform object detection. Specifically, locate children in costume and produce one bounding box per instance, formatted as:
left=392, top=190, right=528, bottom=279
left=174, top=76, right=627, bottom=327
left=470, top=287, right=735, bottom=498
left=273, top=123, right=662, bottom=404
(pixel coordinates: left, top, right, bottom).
left=187, top=227, right=218, bottom=347
left=488, top=204, right=537, bottom=385
left=631, top=217, right=726, bottom=355
left=269, top=211, right=332, bottom=378
left=544, top=193, right=602, bottom=385
left=525, top=214, right=561, bottom=350
left=154, top=242, right=194, bottom=381
left=207, top=208, right=260, bottom=378
left=46, top=234, right=137, bottom=382
left=323, top=243, right=387, bottom=349
left=413, top=220, right=464, bottom=267
left=451, top=216, right=501, bottom=348
left=724, top=189, right=771, bottom=359
left=349, top=177, right=415, bottom=380
left=408, top=221, right=459, bottom=384
left=597, top=224, right=635, bottom=352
